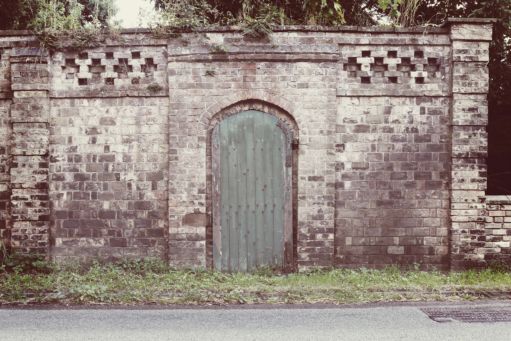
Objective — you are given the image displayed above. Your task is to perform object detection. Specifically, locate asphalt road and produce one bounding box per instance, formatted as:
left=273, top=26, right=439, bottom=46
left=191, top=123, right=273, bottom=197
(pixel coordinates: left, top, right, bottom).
left=1, top=302, right=511, bottom=340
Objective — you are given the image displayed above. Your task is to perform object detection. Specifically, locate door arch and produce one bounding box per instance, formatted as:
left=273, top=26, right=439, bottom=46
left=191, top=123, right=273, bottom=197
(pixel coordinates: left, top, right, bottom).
left=211, top=110, right=294, bottom=272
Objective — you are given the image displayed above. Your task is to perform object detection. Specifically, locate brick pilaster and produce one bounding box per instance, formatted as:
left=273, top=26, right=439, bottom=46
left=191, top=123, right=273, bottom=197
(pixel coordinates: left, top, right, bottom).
left=448, top=19, right=494, bottom=269
left=9, top=48, right=50, bottom=255
left=0, top=47, right=11, bottom=254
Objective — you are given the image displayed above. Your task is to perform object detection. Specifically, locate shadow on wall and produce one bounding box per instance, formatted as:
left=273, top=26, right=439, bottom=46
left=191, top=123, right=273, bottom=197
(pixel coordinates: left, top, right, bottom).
left=488, top=112, right=511, bottom=195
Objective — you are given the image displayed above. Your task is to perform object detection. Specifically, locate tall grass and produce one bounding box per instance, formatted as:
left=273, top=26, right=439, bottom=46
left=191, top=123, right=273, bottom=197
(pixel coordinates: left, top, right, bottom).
left=1, top=262, right=511, bottom=305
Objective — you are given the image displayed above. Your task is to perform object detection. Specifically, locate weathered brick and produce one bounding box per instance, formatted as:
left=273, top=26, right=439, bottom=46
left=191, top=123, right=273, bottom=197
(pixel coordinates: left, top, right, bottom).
left=0, top=22, right=495, bottom=271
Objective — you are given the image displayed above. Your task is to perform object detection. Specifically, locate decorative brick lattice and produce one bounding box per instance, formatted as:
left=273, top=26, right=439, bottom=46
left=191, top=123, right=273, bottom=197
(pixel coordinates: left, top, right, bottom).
left=62, top=51, right=156, bottom=86
left=343, top=49, right=442, bottom=85
left=52, top=48, right=167, bottom=97
left=339, top=45, right=450, bottom=96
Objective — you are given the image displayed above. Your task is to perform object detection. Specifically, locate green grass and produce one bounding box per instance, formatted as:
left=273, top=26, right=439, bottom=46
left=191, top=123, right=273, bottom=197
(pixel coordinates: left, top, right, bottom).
left=1, top=260, right=511, bottom=305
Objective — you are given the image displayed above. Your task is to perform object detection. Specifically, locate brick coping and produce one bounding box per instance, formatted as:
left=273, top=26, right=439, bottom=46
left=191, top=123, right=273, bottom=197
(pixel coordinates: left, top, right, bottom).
left=486, top=195, right=511, bottom=204
left=0, top=18, right=497, bottom=37
left=0, top=25, right=450, bottom=37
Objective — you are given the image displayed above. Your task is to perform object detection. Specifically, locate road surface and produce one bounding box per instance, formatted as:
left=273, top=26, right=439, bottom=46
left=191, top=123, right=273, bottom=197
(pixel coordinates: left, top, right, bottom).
left=1, top=301, right=511, bottom=340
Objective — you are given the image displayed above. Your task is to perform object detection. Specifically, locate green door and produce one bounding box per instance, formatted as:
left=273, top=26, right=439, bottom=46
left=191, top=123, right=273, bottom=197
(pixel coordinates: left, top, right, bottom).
left=212, top=110, right=291, bottom=272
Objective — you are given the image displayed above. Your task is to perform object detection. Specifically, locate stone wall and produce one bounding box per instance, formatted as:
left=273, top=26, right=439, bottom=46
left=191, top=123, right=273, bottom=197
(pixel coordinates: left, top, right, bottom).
left=0, top=20, right=499, bottom=270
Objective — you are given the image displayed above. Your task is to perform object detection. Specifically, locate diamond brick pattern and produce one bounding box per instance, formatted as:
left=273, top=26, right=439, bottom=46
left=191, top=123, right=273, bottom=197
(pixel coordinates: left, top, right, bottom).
left=52, top=47, right=167, bottom=97
left=339, top=45, right=450, bottom=96
left=343, top=50, right=441, bottom=84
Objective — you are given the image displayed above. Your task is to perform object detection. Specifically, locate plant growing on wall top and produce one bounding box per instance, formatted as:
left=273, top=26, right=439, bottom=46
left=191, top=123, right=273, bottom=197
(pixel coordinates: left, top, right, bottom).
left=0, top=0, right=118, bottom=51
left=0, top=0, right=116, bottom=29
left=152, top=0, right=225, bottom=30
left=377, top=0, right=422, bottom=27
left=33, top=0, right=119, bottom=51
left=150, top=0, right=349, bottom=38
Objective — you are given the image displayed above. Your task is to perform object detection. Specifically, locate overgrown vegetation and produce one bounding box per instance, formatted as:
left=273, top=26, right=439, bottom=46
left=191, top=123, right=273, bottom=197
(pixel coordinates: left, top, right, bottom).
left=0, top=0, right=118, bottom=51
left=152, top=0, right=350, bottom=26
left=1, top=259, right=511, bottom=305
left=378, top=0, right=421, bottom=27
left=0, top=253, right=53, bottom=274
left=0, top=0, right=115, bottom=30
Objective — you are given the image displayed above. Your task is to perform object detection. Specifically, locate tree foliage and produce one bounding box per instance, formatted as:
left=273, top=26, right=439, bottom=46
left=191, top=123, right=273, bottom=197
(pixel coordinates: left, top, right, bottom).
left=151, top=0, right=376, bottom=27
left=415, top=0, right=511, bottom=114
left=0, top=0, right=116, bottom=30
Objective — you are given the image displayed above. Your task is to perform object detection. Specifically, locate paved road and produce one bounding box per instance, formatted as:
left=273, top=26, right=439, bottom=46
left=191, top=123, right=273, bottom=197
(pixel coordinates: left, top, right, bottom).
left=1, top=302, right=511, bottom=340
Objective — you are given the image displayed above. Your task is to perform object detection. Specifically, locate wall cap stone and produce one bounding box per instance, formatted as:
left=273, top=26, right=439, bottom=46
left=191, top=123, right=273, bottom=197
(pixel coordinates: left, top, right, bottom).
left=486, top=195, right=511, bottom=204
left=10, top=47, right=48, bottom=58
left=0, top=25, right=453, bottom=37
left=443, top=18, right=498, bottom=26
left=0, top=18, right=495, bottom=38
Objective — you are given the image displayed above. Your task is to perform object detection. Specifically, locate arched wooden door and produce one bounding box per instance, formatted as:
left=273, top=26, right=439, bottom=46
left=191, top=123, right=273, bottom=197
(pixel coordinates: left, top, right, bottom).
left=212, top=110, right=293, bottom=272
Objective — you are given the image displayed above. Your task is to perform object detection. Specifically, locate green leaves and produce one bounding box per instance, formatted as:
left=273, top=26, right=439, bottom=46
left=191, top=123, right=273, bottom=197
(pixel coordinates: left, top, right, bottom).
left=303, top=0, right=346, bottom=25
left=0, top=0, right=116, bottom=30
left=378, top=0, right=401, bottom=13
left=378, top=0, right=402, bottom=24
left=30, top=0, right=83, bottom=32
left=152, top=0, right=347, bottom=29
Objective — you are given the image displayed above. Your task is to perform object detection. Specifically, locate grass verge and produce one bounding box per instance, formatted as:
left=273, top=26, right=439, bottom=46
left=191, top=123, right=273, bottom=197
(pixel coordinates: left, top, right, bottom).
left=1, top=261, right=511, bottom=305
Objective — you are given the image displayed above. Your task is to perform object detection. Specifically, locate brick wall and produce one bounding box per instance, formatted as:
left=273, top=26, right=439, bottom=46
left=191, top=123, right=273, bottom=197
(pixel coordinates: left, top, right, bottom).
left=0, top=21, right=497, bottom=270
left=477, top=197, right=511, bottom=266
left=50, top=97, right=169, bottom=261
left=335, top=97, right=450, bottom=269
left=334, top=34, right=453, bottom=269
left=167, top=54, right=338, bottom=268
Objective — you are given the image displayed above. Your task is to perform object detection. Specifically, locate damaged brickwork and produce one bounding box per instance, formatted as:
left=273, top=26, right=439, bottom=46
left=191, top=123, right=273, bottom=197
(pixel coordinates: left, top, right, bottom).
left=0, top=19, right=502, bottom=270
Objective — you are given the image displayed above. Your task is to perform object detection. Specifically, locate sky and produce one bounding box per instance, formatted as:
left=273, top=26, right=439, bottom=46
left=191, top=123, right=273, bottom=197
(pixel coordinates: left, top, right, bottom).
left=113, top=0, right=155, bottom=28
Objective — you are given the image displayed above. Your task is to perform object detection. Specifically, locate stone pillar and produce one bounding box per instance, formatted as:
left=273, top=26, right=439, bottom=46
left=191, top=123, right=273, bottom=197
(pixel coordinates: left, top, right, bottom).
left=448, top=19, right=494, bottom=269
left=9, top=48, right=50, bottom=255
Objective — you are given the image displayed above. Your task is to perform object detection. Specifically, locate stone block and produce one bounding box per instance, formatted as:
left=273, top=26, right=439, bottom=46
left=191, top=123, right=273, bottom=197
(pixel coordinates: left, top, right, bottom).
left=11, top=221, right=49, bottom=254
left=11, top=188, right=49, bottom=221
left=450, top=23, right=493, bottom=42
left=10, top=155, right=48, bottom=189
left=452, top=94, right=488, bottom=126
left=10, top=96, right=50, bottom=122
left=10, top=62, right=50, bottom=91
left=452, top=41, right=490, bottom=62
left=452, top=62, right=489, bottom=94
left=11, top=122, right=49, bottom=155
